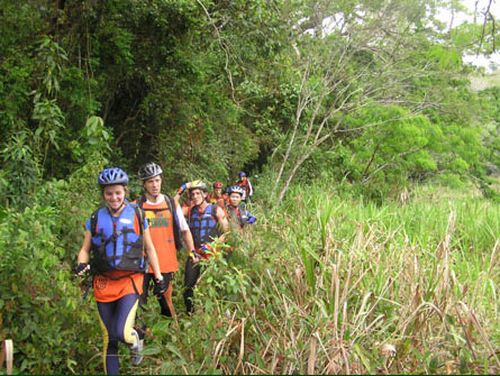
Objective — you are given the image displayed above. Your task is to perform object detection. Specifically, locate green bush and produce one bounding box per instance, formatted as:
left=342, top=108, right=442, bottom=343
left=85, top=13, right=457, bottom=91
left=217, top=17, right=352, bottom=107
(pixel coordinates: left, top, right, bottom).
left=0, top=204, right=99, bottom=373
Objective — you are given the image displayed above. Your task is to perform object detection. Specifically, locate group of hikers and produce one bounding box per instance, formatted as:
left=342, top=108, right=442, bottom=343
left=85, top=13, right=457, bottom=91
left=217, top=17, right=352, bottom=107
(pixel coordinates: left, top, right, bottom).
left=75, top=163, right=256, bottom=374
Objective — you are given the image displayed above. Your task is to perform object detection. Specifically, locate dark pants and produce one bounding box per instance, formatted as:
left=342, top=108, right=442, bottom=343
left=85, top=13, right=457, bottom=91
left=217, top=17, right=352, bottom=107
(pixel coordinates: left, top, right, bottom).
left=97, top=294, right=139, bottom=375
left=183, top=257, right=201, bottom=314
left=142, top=272, right=175, bottom=317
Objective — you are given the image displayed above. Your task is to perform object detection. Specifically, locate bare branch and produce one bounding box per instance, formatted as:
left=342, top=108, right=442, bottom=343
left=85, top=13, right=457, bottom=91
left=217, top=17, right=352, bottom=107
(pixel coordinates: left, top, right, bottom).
left=196, top=0, right=238, bottom=104
left=478, top=0, right=494, bottom=53
left=272, top=62, right=312, bottom=198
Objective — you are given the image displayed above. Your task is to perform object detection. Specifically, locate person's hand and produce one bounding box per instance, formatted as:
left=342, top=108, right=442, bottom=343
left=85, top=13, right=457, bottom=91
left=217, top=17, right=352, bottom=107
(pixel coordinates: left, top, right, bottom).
left=75, top=262, right=90, bottom=276
left=190, top=251, right=201, bottom=264
left=153, top=277, right=167, bottom=296
left=177, top=182, right=188, bottom=195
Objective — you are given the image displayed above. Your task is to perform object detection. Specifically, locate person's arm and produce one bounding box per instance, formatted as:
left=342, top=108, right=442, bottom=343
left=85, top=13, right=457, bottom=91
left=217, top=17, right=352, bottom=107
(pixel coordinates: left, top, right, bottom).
left=77, top=231, right=91, bottom=264
left=248, top=179, right=253, bottom=197
left=173, top=183, right=186, bottom=205
left=216, top=206, right=229, bottom=234
left=143, top=228, right=163, bottom=280
left=76, top=231, right=92, bottom=275
left=175, top=203, right=201, bottom=263
left=175, top=204, right=195, bottom=251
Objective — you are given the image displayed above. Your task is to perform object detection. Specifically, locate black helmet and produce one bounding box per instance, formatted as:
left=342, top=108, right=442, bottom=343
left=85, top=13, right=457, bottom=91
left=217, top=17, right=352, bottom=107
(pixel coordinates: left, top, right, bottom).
left=138, top=162, right=163, bottom=181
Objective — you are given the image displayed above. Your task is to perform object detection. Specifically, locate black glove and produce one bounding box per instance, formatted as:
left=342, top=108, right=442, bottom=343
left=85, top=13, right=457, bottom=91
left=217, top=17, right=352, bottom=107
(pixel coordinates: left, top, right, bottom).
left=153, top=277, right=167, bottom=296
left=75, top=262, right=89, bottom=276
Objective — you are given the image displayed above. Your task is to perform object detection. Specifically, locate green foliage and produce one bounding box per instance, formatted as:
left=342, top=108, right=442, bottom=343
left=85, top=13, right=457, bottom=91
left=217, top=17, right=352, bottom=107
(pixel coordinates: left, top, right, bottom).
left=0, top=113, right=112, bottom=372
left=0, top=130, right=40, bottom=208
left=0, top=0, right=499, bottom=372
left=130, top=184, right=499, bottom=374
left=0, top=204, right=99, bottom=374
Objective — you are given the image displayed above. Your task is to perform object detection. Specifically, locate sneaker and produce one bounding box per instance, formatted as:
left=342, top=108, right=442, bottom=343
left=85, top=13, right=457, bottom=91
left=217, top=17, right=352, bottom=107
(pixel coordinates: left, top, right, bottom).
left=130, top=329, right=144, bottom=366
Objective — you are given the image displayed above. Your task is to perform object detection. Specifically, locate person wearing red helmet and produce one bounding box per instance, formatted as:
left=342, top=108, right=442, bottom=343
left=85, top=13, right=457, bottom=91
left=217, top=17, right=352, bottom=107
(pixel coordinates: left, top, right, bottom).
left=208, top=181, right=227, bottom=207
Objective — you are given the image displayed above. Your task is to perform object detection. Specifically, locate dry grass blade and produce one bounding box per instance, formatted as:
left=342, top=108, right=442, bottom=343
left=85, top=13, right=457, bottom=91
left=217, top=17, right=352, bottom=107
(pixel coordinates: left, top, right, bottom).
left=455, top=302, right=478, bottom=360
left=234, top=318, right=246, bottom=374
left=307, top=333, right=318, bottom=375
left=468, top=309, right=500, bottom=367
left=212, top=312, right=239, bottom=369
left=488, top=240, right=499, bottom=275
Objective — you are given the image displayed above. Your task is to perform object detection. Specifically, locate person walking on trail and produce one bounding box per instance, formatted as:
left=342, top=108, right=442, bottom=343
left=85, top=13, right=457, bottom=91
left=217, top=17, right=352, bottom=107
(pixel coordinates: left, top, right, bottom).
left=226, top=185, right=257, bottom=230
left=136, top=162, right=196, bottom=317
left=235, top=171, right=253, bottom=202
left=177, top=180, right=229, bottom=314
left=208, top=181, right=227, bottom=207
left=75, top=167, right=167, bottom=375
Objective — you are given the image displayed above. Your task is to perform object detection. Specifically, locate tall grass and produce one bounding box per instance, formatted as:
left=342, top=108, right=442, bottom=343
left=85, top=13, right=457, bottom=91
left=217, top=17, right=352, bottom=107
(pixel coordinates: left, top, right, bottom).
left=122, top=184, right=498, bottom=374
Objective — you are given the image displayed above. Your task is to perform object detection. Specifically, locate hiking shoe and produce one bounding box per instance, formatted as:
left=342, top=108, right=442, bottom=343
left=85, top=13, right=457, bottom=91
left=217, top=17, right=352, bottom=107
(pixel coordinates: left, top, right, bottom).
left=130, top=330, right=144, bottom=366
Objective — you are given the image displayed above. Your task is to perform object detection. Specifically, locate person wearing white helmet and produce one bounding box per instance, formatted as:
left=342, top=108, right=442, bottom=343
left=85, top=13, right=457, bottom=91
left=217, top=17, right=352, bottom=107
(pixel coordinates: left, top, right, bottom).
left=226, top=185, right=256, bottom=229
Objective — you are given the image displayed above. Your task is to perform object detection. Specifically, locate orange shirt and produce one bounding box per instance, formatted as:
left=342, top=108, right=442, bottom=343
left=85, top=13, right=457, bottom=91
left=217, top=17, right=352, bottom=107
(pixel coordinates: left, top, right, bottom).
left=141, top=197, right=178, bottom=273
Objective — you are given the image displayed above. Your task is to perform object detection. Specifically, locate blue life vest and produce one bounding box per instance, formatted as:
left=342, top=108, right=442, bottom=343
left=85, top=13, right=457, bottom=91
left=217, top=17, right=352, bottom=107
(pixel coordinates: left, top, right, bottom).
left=188, top=204, right=220, bottom=249
left=89, top=204, right=146, bottom=274
left=226, top=205, right=248, bottom=228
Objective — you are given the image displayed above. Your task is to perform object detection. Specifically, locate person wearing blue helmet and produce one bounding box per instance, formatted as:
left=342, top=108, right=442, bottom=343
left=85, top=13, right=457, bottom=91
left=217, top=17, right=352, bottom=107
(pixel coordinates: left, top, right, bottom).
left=75, top=167, right=166, bottom=374
left=234, top=171, right=253, bottom=202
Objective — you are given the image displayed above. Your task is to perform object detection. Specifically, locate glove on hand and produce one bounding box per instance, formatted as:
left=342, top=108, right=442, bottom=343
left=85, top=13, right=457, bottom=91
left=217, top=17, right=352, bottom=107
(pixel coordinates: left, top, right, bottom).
left=177, top=182, right=187, bottom=194
left=75, top=262, right=90, bottom=276
left=247, top=216, right=257, bottom=224
left=153, top=277, right=167, bottom=296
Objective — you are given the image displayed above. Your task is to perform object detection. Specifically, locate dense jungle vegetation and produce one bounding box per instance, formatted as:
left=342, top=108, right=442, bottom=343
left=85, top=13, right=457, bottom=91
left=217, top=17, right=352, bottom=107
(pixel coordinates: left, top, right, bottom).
left=0, top=0, right=498, bottom=374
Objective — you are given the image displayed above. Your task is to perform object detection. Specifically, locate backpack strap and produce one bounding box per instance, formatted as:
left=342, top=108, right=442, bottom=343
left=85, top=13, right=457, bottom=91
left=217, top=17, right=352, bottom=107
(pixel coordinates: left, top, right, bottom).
left=164, top=195, right=182, bottom=251
left=138, top=194, right=147, bottom=208
left=90, top=205, right=144, bottom=236
left=131, top=203, right=144, bottom=237
left=90, top=208, right=99, bottom=237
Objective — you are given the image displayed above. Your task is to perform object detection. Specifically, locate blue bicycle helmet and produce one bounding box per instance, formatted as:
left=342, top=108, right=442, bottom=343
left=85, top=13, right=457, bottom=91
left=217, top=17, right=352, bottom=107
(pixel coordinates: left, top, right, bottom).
left=98, top=167, right=129, bottom=186
left=238, top=171, right=247, bottom=178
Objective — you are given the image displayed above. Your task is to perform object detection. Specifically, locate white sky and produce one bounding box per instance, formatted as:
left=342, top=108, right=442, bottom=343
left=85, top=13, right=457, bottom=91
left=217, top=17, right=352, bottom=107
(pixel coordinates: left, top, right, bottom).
left=437, top=0, right=500, bottom=71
